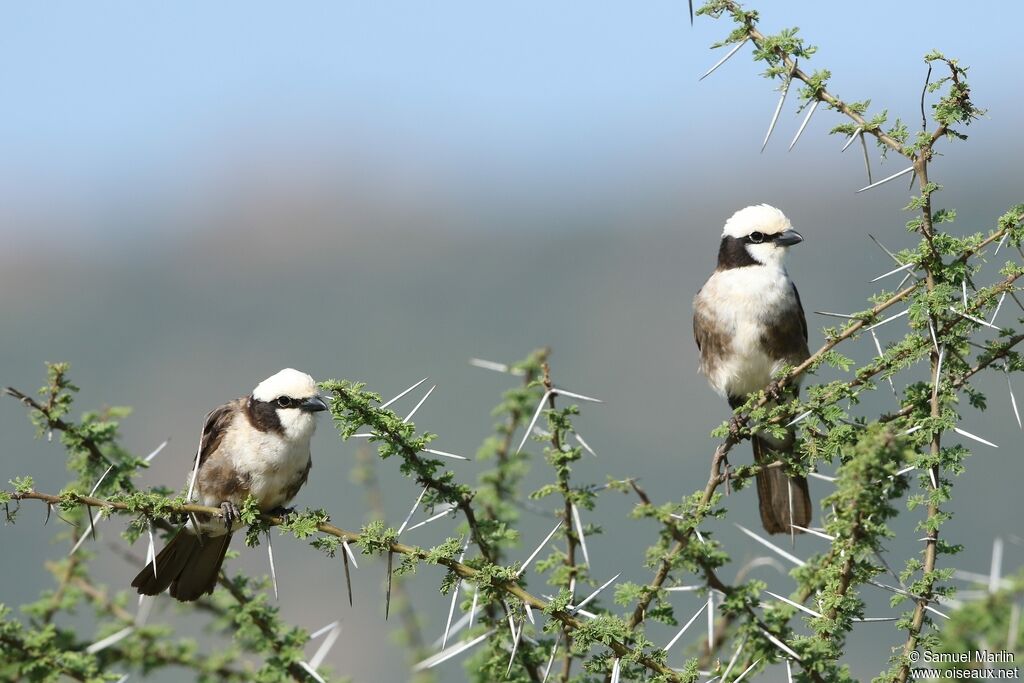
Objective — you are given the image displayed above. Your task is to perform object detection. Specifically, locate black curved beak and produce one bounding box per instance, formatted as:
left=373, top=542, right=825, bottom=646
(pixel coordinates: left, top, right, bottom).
left=301, top=396, right=329, bottom=413
left=775, top=229, right=803, bottom=246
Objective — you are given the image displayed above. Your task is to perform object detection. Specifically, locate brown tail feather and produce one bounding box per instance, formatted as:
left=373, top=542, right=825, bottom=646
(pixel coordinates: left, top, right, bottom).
left=132, top=529, right=232, bottom=602
left=752, top=436, right=812, bottom=535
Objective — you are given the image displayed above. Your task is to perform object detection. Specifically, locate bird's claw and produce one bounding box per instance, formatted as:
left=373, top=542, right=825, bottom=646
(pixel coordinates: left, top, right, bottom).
left=268, top=506, right=295, bottom=523
left=728, top=416, right=744, bottom=437
left=766, top=381, right=785, bottom=402
left=220, top=501, right=241, bottom=531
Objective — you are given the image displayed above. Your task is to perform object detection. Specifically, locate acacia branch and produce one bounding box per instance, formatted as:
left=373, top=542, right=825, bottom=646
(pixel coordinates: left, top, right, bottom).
left=6, top=489, right=692, bottom=683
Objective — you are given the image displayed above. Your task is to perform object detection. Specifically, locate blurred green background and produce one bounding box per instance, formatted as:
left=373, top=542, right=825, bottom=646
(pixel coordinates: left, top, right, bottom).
left=2, top=2, right=1022, bottom=680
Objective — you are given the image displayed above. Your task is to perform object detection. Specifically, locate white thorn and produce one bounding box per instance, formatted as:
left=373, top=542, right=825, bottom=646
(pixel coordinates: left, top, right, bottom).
left=469, top=588, right=479, bottom=630
left=524, top=601, right=535, bottom=624
left=90, top=464, right=114, bottom=497
left=856, top=131, right=872, bottom=183
left=807, top=471, right=836, bottom=483
left=380, top=377, right=429, bottom=410
left=990, top=538, right=1004, bottom=594
left=734, top=524, right=806, bottom=566
left=517, top=520, right=563, bottom=577
left=865, top=309, right=909, bottom=331
left=574, top=432, right=597, bottom=457
left=789, top=524, right=835, bottom=541
left=870, top=262, right=914, bottom=283
left=144, top=439, right=169, bottom=463
left=134, top=595, right=153, bottom=628
left=610, top=657, right=621, bottom=683
left=505, top=614, right=522, bottom=677
left=785, top=410, right=812, bottom=428
left=297, top=662, right=327, bottom=683
left=707, top=593, right=715, bottom=648
left=722, top=637, right=746, bottom=680
left=764, top=590, right=824, bottom=618
left=733, top=658, right=762, bottom=682
left=814, top=310, right=857, bottom=319
left=841, top=126, right=863, bottom=152
left=147, top=523, right=157, bottom=578
left=342, top=540, right=359, bottom=569
left=789, top=100, right=821, bottom=151
left=516, top=390, right=553, bottom=454
left=994, top=232, right=1010, bottom=256
left=86, top=626, right=134, bottom=654
left=423, top=448, right=468, bottom=461
left=266, top=532, right=279, bottom=600
left=856, top=166, right=914, bottom=193
left=413, top=630, right=494, bottom=671
left=70, top=509, right=103, bottom=556
left=992, top=291, right=1008, bottom=325
left=787, top=659, right=794, bottom=683
left=403, top=385, right=436, bottom=423
left=310, top=620, right=339, bottom=640
left=933, top=345, right=945, bottom=401
left=406, top=504, right=457, bottom=532
left=397, top=487, right=429, bottom=537
left=929, top=321, right=940, bottom=355
left=573, top=573, right=620, bottom=614
left=664, top=602, right=705, bottom=651
left=788, top=479, right=795, bottom=546
left=953, top=426, right=998, bottom=448
left=699, top=38, right=749, bottom=81
left=1005, top=366, right=1022, bottom=429
left=309, top=623, right=342, bottom=669
left=903, top=425, right=923, bottom=436
left=571, top=503, right=590, bottom=568
left=762, top=69, right=794, bottom=153
left=760, top=627, right=801, bottom=660
left=442, top=583, right=461, bottom=650
left=469, top=358, right=525, bottom=376
left=553, top=387, right=603, bottom=404
left=950, top=306, right=1002, bottom=331
left=542, top=633, right=561, bottom=683
left=186, top=443, right=202, bottom=503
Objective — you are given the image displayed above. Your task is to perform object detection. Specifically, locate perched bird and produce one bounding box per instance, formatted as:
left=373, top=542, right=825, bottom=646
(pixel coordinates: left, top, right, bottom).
left=132, top=368, right=328, bottom=601
left=692, top=205, right=812, bottom=534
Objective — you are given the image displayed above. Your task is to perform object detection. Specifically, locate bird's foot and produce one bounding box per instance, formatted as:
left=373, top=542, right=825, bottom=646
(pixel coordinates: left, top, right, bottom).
left=267, top=506, right=295, bottom=524
left=766, top=381, right=785, bottom=402
left=220, top=501, right=241, bottom=531
left=728, top=416, right=745, bottom=438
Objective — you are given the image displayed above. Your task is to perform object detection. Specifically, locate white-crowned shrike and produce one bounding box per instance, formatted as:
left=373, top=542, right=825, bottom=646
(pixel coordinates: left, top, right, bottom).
left=693, top=205, right=812, bottom=534
left=132, top=368, right=328, bottom=601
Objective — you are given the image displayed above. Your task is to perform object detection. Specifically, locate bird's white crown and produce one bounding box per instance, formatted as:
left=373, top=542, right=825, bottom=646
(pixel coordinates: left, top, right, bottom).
left=252, top=368, right=318, bottom=402
left=721, top=204, right=792, bottom=239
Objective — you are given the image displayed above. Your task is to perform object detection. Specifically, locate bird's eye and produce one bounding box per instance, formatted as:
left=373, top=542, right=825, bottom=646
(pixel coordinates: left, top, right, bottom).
left=276, top=396, right=293, bottom=408
left=749, top=231, right=765, bottom=244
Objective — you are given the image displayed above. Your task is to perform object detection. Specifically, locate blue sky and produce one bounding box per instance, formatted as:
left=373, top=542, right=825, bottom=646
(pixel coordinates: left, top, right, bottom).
left=1, top=1, right=1021, bottom=231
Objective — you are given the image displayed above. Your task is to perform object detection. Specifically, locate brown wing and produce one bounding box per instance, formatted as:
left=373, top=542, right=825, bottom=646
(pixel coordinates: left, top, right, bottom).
left=759, top=282, right=810, bottom=367
left=194, top=400, right=238, bottom=471
left=693, top=294, right=728, bottom=379
left=792, top=282, right=808, bottom=345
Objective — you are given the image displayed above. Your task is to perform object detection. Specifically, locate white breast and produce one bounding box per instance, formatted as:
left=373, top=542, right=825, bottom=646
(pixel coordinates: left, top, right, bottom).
left=697, top=265, right=798, bottom=398
left=199, top=413, right=314, bottom=511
